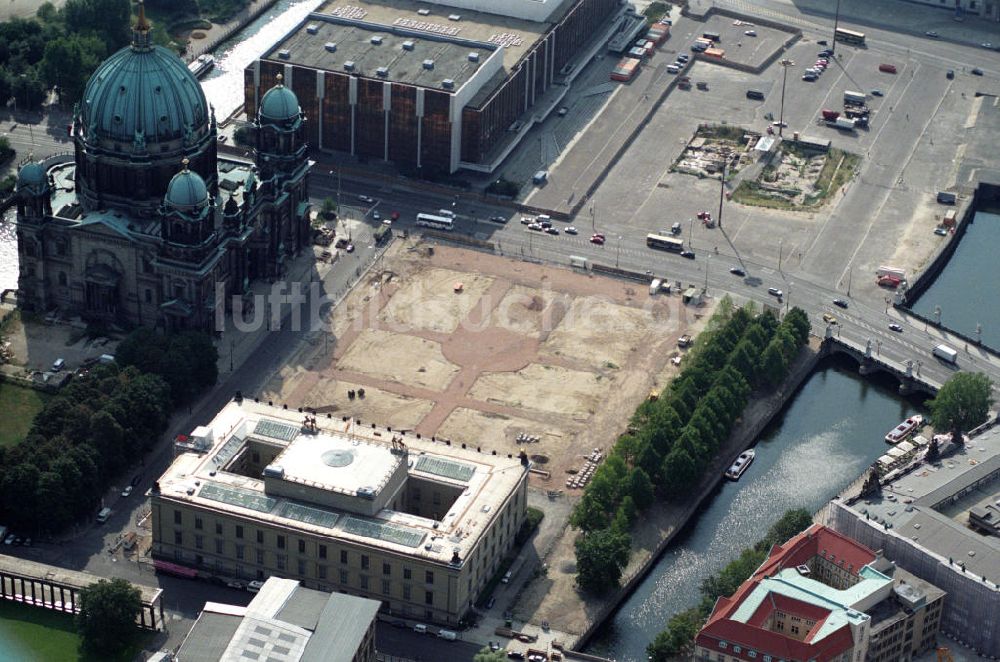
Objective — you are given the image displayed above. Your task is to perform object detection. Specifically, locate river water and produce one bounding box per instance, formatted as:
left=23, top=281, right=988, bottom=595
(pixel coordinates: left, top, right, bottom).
left=908, top=209, right=1000, bottom=349
left=584, top=355, right=925, bottom=662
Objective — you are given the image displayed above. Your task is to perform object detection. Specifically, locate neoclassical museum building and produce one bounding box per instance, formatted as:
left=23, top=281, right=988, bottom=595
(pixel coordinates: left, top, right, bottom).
left=14, top=7, right=312, bottom=332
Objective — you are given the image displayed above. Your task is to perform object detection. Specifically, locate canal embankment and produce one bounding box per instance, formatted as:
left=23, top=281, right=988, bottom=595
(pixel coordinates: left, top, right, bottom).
left=561, top=338, right=824, bottom=655
left=901, top=182, right=1000, bottom=352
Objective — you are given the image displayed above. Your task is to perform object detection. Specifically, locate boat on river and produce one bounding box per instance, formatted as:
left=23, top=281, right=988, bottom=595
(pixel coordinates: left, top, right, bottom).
left=188, top=54, right=215, bottom=79
left=725, top=449, right=755, bottom=480
left=885, top=414, right=923, bottom=444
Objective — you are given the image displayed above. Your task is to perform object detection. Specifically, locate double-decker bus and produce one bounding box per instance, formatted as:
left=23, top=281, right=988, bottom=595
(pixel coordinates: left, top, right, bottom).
left=646, top=233, right=684, bottom=252
left=834, top=28, right=865, bottom=46
left=415, top=213, right=454, bottom=231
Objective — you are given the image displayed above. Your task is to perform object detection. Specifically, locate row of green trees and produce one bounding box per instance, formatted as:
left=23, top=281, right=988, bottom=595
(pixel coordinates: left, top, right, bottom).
left=0, top=364, right=170, bottom=532
left=0, top=328, right=218, bottom=533
left=571, top=300, right=811, bottom=595
left=646, top=508, right=814, bottom=661
left=0, top=0, right=130, bottom=110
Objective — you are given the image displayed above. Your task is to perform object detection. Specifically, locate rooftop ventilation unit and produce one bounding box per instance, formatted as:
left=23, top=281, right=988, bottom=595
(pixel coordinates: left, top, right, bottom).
left=796, top=564, right=811, bottom=576
left=442, top=78, right=455, bottom=89
left=376, top=66, right=388, bottom=77
left=277, top=49, right=291, bottom=59
left=468, top=52, right=480, bottom=63
left=357, top=486, right=376, bottom=499
left=423, top=59, right=434, bottom=70
left=306, top=23, right=318, bottom=34
left=448, top=14, right=460, bottom=21
left=344, top=61, right=355, bottom=72
left=263, top=465, right=285, bottom=478
left=324, top=42, right=337, bottom=52
left=402, top=40, right=415, bottom=51
left=370, top=35, right=383, bottom=45
left=417, top=8, right=430, bottom=15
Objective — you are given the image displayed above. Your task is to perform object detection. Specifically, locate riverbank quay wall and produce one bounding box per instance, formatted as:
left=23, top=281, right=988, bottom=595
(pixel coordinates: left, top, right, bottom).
left=570, top=339, right=823, bottom=651
left=0, top=554, right=165, bottom=631
left=899, top=182, right=1000, bottom=353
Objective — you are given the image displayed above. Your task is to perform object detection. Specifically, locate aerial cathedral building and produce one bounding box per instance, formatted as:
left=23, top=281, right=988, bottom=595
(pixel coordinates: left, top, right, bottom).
left=14, top=5, right=312, bottom=332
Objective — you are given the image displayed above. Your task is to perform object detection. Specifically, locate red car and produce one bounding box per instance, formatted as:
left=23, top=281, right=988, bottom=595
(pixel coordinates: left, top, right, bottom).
left=590, top=234, right=606, bottom=245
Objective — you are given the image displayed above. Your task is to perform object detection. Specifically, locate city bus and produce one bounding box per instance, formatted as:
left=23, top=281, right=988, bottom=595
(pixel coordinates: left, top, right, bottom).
left=834, top=28, right=865, bottom=46
left=415, top=213, right=454, bottom=231
left=646, top=233, right=684, bottom=252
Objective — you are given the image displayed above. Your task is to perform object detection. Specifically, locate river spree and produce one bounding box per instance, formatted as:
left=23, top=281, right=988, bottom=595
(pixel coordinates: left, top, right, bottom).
left=585, top=355, right=924, bottom=662
left=909, top=209, right=1000, bottom=350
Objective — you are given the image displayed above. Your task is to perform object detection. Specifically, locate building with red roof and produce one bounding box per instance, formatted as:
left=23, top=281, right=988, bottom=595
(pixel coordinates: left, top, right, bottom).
left=694, top=524, right=945, bottom=662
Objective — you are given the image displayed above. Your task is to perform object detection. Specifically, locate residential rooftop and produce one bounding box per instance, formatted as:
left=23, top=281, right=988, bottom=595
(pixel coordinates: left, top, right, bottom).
left=156, top=399, right=529, bottom=565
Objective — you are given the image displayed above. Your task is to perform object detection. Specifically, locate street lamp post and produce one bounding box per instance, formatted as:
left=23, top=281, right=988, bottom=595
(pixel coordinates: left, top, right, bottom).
left=786, top=282, right=793, bottom=314
left=704, top=254, right=711, bottom=291
left=977, top=323, right=982, bottom=345
left=590, top=204, right=596, bottom=233
left=778, top=59, right=793, bottom=137
left=832, top=0, right=842, bottom=55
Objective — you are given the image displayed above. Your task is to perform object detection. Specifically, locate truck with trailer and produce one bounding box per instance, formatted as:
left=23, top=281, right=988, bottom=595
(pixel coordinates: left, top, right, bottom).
left=833, top=117, right=856, bottom=131
left=844, top=90, right=867, bottom=106
left=611, top=57, right=641, bottom=81
left=933, top=344, right=958, bottom=364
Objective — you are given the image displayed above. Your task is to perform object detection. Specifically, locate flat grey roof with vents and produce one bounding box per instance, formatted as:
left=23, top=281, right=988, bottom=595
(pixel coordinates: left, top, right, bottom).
left=262, top=0, right=551, bottom=93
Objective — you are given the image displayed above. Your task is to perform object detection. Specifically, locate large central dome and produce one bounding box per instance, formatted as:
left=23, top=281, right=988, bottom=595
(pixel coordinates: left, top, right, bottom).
left=81, top=43, right=209, bottom=146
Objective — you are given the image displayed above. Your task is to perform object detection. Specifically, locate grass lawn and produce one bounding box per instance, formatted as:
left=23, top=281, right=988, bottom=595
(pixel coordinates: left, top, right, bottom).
left=0, top=382, right=48, bottom=448
left=0, top=601, right=151, bottom=662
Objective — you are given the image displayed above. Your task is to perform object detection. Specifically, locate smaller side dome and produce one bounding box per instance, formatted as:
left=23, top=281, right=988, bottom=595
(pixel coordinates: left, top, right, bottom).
left=259, top=74, right=301, bottom=123
left=164, top=159, right=209, bottom=211
left=17, top=161, right=49, bottom=196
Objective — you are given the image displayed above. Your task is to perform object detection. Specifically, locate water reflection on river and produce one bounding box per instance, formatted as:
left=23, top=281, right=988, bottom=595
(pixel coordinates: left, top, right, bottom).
left=586, top=356, right=924, bottom=662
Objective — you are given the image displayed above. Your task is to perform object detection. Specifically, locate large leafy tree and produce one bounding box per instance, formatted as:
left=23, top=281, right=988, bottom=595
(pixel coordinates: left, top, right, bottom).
left=39, top=34, right=105, bottom=104
left=575, top=528, right=631, bottom=595
left=77, top=578, right=142, bottom=656
left=930, top=372, right=994, bottom=440
left=473, top=647, right=507, bottom=662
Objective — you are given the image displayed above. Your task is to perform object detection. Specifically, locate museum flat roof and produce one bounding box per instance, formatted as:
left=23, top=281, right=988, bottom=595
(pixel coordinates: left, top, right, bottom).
left=262, top=0, right=549, bottom=91
left=156, top=400, right=528, bottom=564
left=842, top=422, right=1000, bottom=585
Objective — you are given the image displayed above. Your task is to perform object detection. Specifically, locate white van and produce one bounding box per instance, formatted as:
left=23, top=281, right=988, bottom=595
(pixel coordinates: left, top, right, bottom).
left=667, top=64, right=680, bottom=74
left=437, top=630, right=458, bottom=641
left=933, top=344, right=958, bottom=365
left=413, top=623, right=428, bottom=634
left=51, top=358, right=66, bottom=372
left=96, top=507, right=112, bottom=523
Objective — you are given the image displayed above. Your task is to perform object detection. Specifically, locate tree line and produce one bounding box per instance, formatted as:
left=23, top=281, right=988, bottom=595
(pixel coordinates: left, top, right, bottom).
left=646, top=508, right=814, bottom=661
left=0, top=0, right=130, bottom=110
left=0, top=328, right=218, bottom=533
left=572, top=299, right=811, bottom=595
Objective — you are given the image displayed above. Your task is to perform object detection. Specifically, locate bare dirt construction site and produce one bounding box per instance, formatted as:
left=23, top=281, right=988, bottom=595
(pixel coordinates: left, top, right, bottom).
left=260, top=240, right=708, bottom=489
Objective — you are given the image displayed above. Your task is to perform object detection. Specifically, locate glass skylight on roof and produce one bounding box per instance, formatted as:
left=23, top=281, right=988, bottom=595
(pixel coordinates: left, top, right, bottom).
left=199, top=482, right=277, bottom=513
left=415, top=456, right=475, bottom=482
left=275, top=501, right=339, bottom=529
left=254, top=419, right=300, bottom=441
left=342, top=516, right=425, bottom=548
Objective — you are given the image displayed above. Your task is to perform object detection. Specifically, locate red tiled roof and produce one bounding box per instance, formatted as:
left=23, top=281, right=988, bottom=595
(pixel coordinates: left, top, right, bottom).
left=695, top=525, right=878, bottom=661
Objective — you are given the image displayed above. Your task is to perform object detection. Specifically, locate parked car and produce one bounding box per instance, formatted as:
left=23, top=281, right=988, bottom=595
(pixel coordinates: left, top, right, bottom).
left=925, top=30, right=939, bottom=38
left=565, top=226, right=578, bottom=235
left=971, top=67, right=984, bottom=76
left=982, top=42, right=994, bottom=49
left=802, top=73, right=818, bottom=82
left=357, top=195, right=374, bottom=203
left=677, top=54, right=689, bottom=62
left=226, top=580, right=245, bottom=589
left=557, top=107, right=568, bottom=116
left=822, top=313, right=838, bottom=324
left=729, top=267, right=745, bottom=276
left=768, top=287, right=783, bottom=297
left=372, top=210, right=381, bottom=221
left=818, top=49, right=833, bottom=57
left=871, top=89, right=884, bottom=96
left=247, top=580, right=265, bottom=593
left=486, top=596, right=496, bottom=609
left=946, top=69, right=955, bottom=79
left=520, top=216, right=533, bottom=225
left=889, top=323, right=904, bottom=333
left=934, top=227, right=948, bottom=236
left=490, top=215, right=507, bottom=224
left=833, top=299, right=848, bottom=309
left=3, top=534, right=15, bottom=545
left=121, top=485, right=133, bottom=498
left=817, top=40, right=828, bottom=45
left=590, top=234, right=605, bottom=245
left=390, top=620, right=407, bottom=629
left=744, top=29, right=757, bottom=36
left=345, top=243, right=355, bottom=253
left=545, top=227, right=559, bottom=235
left=680, top=250, right=696, bottom=259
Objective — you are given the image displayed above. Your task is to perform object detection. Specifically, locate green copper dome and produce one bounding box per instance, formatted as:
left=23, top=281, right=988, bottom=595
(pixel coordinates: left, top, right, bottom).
left=259, top=80, right=300, bottom=123
left=16, top=161, right=48, bottom=196
left=165, top=163, right=209, bottom=210
left=81, top=41, right=209, bottom=146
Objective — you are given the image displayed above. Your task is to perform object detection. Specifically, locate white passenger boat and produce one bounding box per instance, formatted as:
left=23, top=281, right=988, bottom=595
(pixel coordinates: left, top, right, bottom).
left=188, top=54, right=215, bottom=79
left=725, top=449, right=755, bottom=481
left=884, top=414, right=923, bottom=444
